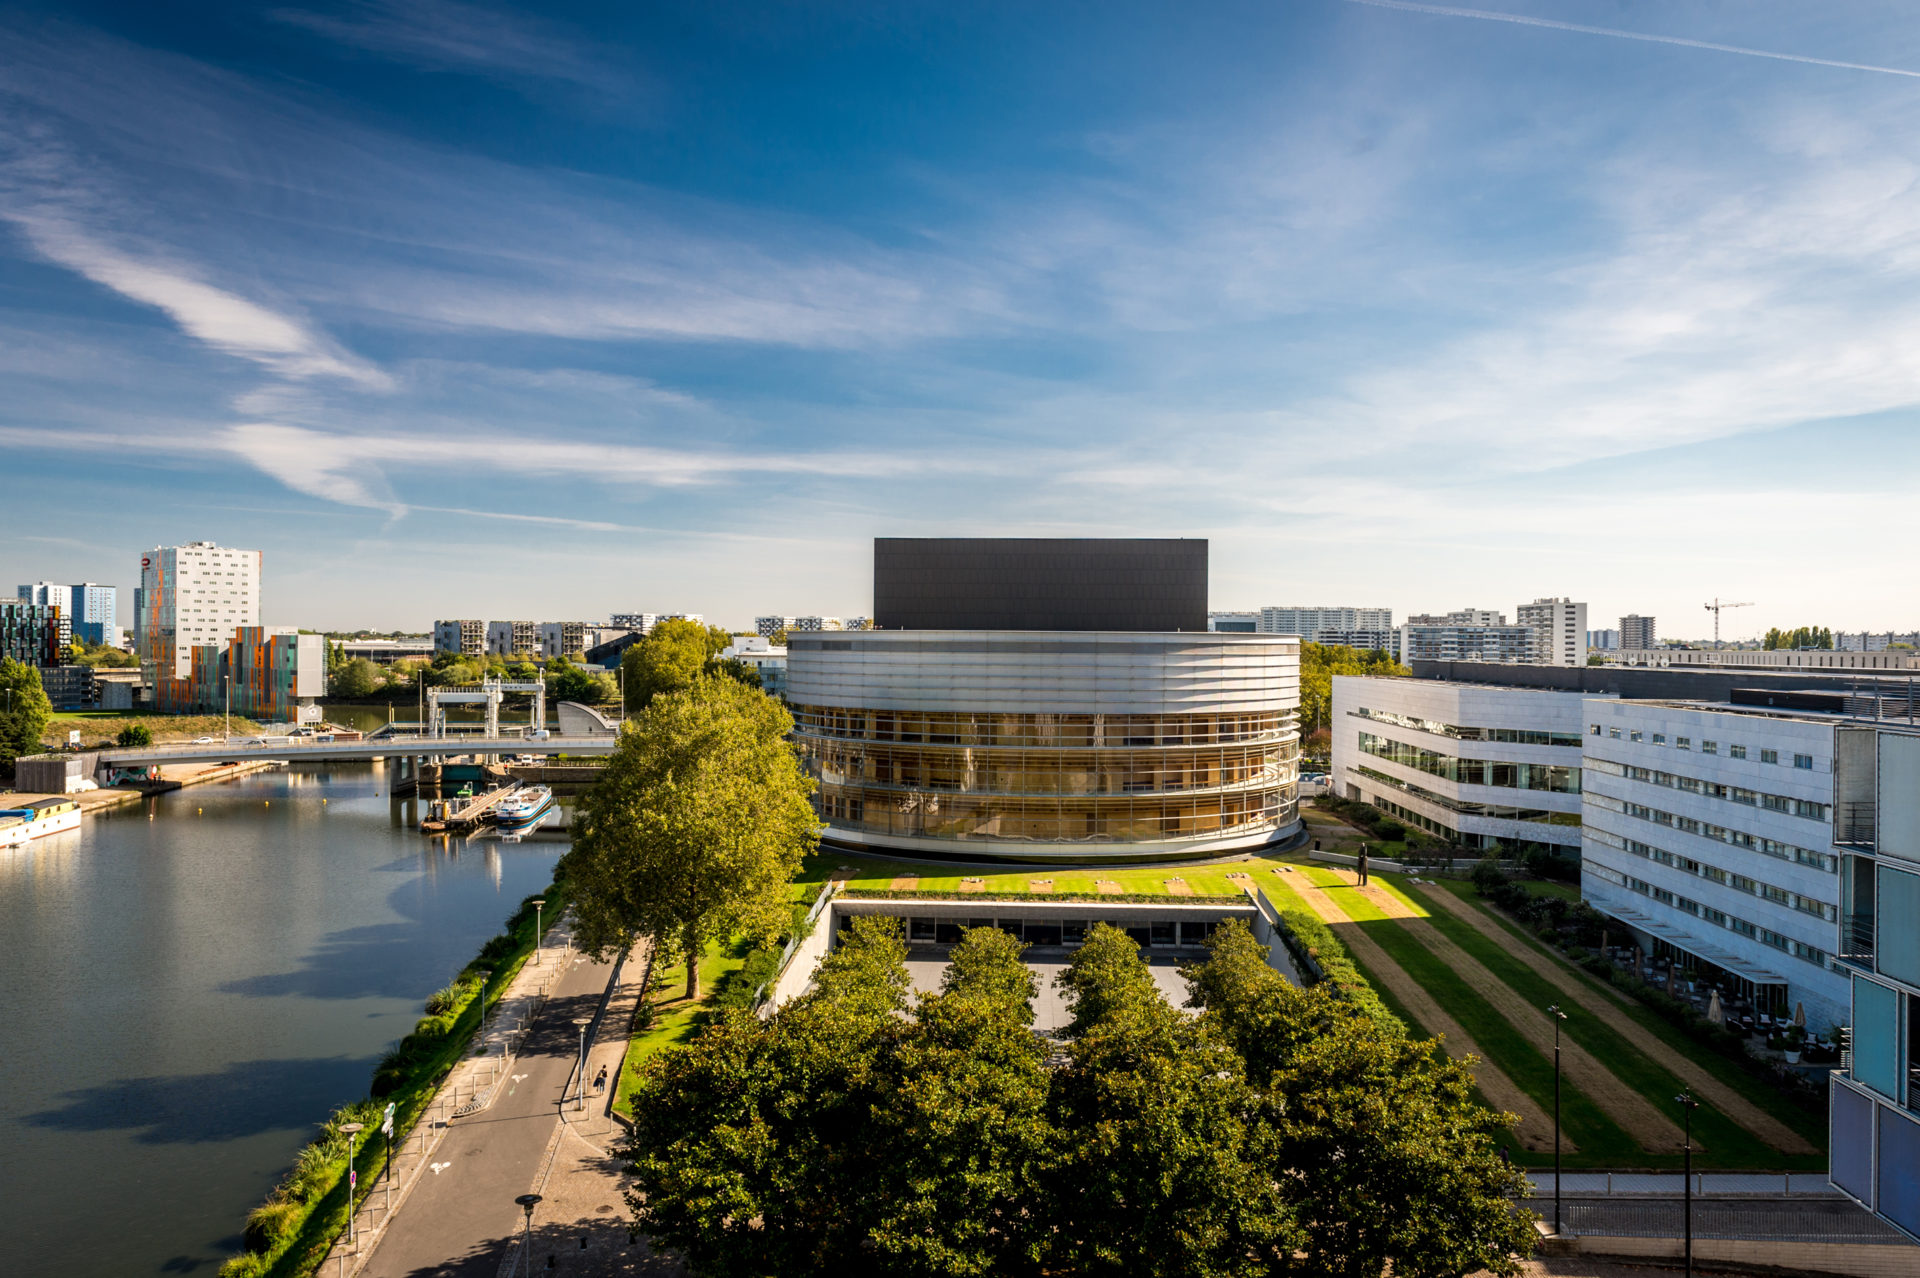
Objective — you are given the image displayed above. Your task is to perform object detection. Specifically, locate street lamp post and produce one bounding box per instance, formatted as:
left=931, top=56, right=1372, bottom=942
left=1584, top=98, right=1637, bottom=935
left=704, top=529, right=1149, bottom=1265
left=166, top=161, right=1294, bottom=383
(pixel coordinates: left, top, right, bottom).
left=531, top=898, right=545, bottom=965
left=514, top=1193, right=543, bottom=1278
left=224, top=671, right=232, bottom=740
left=1548, top=1004, right=1567, bottom=1235
left=340, top=1122, right=365, bottom=1246
left=1675, top=1090, right=1700, bottom=1278
left=574, top=1016, right=592, bottom=1112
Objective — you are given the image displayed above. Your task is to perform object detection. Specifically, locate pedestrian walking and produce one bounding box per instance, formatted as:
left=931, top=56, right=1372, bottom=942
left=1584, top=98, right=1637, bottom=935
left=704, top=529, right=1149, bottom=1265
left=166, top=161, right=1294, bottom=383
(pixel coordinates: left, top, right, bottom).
left=595, top=1065, right=608, bottom=1096
left=1357, top=845, right=1370, bottom=886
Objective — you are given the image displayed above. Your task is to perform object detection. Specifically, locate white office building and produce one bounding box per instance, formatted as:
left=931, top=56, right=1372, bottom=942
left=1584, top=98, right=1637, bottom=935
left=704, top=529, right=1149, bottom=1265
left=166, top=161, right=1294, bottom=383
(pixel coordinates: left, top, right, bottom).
left=1260, top=605, right=1393, bottom=637
left=1620, top=615, right=1656, bottom=651
left=1331, top=676, right=1590, bottom=859
left=1517, top=597, right=1588, bottom=667
left=1580, top=699, right=1847, bottom=1027
left=136, top=541, right=261, bottom=681
left=755, top=615, right=799, bottom=637
left=720, top=634, right=788, bottom=697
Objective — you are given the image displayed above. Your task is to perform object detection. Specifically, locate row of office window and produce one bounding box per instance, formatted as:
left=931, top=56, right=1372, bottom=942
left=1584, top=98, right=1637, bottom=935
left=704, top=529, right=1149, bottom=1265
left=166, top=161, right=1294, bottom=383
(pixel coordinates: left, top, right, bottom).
left=1354, top=707, right=1582, bottom=748
left=1588, top=791, right=1838, bottom=861
left=1357, top=732, right=1582, bottom=793
left=1364, top=791, right=1574, bottom=856
left=1587, top=826, right=1836, bottom=921
left=1584, top=860, right=1832, bottom=970
left=1590, top=723, right=1817, bottom=769
left=1585, top=758, right=1830, bottom=823
left=1352, top=766, right=1581, bottom=826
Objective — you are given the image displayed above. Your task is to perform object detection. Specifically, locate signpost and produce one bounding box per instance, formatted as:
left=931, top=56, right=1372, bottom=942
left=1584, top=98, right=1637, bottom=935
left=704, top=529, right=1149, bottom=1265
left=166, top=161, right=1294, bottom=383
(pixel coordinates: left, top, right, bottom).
left=382, top=1102, right=396, bottom=1215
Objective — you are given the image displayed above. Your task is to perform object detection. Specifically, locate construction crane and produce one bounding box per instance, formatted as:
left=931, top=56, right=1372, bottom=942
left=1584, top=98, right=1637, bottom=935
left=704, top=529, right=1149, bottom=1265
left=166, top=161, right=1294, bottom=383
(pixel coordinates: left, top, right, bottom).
left=1704, top=599, right=1754, bottom=649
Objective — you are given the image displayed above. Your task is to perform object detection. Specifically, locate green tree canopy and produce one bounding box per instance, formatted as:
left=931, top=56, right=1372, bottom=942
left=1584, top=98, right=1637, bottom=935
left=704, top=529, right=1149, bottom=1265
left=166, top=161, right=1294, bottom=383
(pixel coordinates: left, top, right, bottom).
left=115, top=723, right=154, bottom=748
left=562, top=677, right=820, bottom=998
left=623, top=915, right=1534, bottom=1278
left=1763, top=626, right=1833, bottom=651
left=620, top=618, right=714, bottom=711
left=0, top=659, right=53, bottom=774
left=331, top=657, right=380, bottom=698
left=1299, top=642, right=1408, bottom=739
left=70, top=638, right=138, bottom=669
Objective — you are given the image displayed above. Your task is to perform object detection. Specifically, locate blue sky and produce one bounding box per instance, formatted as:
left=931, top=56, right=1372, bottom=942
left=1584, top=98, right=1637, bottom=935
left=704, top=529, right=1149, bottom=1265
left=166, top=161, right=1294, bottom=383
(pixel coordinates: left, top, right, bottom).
left=5, top=1, right=1920, bottom=636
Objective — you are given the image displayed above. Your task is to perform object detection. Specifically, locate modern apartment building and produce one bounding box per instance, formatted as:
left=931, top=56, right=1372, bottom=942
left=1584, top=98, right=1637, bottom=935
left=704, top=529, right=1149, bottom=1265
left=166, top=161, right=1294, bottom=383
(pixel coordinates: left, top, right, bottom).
left=792, top=616, right=846, bottom=632
left=1331, top=676, right=1589, bottom=859
left=539, top=621, right=586, bottom=661
left=433, top=619, right=485, bottom=657
left=1315, top=628, right=1399, bottom=655
left=137, top=542, right=262, bottom=708
left=1208, top=611, right=1260, bottom=633
left=1400, top=611, right=1540, bottom=664
left=755, top=615, right=799, bottom=637
left=1581, top=697, right=1848, bottom=1027
left=1260, top=606, right=1394, bottom=638
left=1830, top=724, right=1920, bottom=1240
left=0, top=600, right=71, bottom=667
left=1589, top=629, right=1621, bottom=651
left=486, top=620, right=537, bottom=656
left=18, top=582, right=116, bottom=646
left=1516, top=597, right=1588, bottom=667
left=184, top=627, right=327, bottom=722
left=1620, top=614, right=1657, bottom=650
left=613, top=613, right=703, bottom=634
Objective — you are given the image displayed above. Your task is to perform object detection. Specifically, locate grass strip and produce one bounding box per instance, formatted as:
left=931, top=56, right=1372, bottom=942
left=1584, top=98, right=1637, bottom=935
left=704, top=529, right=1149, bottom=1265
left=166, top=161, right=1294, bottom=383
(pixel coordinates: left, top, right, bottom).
left=1393, top=876, right=1815, bottom=1170
left=1294, top=869, right=1642, bottom=1167
left=612, top=939, right=752, bottom=1121
left=1425, top=877, right=1829, bottom=1157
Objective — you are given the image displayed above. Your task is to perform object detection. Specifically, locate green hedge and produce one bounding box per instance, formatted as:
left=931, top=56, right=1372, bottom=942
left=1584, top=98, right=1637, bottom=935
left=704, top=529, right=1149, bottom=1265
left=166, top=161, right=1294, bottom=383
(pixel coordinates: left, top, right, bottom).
left=220, top=882, right=570, bottom=1278
left=1268, top=901, right=1408, bottom=1036
left=837, top=888, right=1247, bottom=905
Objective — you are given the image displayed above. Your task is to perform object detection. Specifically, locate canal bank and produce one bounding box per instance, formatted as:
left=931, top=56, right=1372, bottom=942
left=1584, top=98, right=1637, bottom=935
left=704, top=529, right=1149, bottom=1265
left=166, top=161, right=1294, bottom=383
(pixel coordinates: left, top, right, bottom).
left=0, top=759, right=566, bottom=1277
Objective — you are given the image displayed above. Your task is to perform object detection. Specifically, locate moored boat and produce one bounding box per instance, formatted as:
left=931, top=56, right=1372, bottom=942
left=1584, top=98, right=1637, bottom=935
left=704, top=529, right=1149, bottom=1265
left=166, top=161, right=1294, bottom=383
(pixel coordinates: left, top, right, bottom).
left=490, top=785, right=554, bottom=830
left=0, top=797, right=83, bottom=841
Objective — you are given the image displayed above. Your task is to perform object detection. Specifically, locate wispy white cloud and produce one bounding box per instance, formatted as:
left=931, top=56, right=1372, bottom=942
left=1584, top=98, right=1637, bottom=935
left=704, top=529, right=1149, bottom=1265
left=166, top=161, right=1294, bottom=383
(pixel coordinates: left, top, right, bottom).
left=1344, top=1, right=1920, bottom=80
left=269, top=0, right=625, bottom=93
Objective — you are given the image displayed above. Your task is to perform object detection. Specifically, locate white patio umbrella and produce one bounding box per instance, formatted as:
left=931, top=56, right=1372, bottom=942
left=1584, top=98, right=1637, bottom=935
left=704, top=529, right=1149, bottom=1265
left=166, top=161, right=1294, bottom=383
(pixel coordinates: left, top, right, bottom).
left=1793, top=1001, right=1806, bottom=1028
left=1707, top=990, right=1724, bottom=1025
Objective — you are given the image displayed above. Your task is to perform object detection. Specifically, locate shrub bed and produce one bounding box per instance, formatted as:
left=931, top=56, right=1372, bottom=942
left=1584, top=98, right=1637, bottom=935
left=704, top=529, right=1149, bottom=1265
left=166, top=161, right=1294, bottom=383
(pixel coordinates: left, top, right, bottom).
left=219, top=882, right=569, bottom=1278
left=1265, top=901, right=1407, bottom=1036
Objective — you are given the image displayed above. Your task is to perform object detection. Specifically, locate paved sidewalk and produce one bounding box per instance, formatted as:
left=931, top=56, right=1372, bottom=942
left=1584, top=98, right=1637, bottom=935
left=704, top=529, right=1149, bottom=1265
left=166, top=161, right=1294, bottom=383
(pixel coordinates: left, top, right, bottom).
left=324, top=920, right=613, bottom=1278
left=1527, top=1171, right=1843, bottom=1197
left=495, top=938, right=681, bottom=1276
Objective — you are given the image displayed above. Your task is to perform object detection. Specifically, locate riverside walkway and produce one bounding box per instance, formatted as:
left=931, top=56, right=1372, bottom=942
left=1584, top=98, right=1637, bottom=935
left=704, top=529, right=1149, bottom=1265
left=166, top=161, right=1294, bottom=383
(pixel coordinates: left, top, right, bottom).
left=319, top=921, right=655, bottom=1278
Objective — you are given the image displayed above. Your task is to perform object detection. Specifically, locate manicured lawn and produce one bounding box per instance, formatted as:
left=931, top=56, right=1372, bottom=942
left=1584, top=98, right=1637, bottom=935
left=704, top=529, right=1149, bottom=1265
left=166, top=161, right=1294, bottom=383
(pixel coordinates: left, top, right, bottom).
left=612, top=939, right=749, bottom=1119
left=795, top=848, right=1282, bottom=899
left=1413, top=876, right=1828, bottom=1164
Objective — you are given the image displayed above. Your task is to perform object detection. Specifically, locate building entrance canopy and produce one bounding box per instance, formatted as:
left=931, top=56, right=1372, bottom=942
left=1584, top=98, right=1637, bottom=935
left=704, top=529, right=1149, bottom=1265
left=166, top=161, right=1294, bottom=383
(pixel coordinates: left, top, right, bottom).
left=1604, top=904, right=1788, bottom=988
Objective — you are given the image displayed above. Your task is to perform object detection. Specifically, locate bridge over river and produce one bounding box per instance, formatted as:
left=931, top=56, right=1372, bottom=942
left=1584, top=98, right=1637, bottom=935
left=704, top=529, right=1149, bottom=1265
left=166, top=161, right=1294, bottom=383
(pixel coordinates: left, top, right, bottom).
left=94, top=734, right=617, bottom=770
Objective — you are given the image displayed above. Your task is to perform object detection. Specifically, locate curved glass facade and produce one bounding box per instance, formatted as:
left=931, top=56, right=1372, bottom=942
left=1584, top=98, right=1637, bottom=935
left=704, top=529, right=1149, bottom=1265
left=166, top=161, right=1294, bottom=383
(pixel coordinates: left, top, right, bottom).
left=794, top=706, right=1298, bottom=848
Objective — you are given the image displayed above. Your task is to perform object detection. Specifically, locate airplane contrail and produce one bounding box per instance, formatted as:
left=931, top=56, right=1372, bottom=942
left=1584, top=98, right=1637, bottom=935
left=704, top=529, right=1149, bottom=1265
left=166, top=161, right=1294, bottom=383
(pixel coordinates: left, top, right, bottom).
left=1344, top=0, right=1920, bottom=79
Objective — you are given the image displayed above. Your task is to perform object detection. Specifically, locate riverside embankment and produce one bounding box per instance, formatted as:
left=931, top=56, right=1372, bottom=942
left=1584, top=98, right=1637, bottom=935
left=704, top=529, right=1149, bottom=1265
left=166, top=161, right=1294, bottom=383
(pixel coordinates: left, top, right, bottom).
left=0, top=759, right=565, bottom=1277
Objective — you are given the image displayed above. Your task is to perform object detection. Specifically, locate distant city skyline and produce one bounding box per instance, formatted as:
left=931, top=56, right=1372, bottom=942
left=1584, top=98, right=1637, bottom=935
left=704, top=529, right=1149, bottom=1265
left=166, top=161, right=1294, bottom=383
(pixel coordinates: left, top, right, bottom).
left=7, top=3, right=1920, bottom=629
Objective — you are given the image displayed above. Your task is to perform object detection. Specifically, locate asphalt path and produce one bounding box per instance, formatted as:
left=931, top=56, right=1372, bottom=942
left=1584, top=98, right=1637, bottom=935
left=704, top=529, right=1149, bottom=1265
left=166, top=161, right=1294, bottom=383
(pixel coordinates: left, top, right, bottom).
left=361, top=948, right=615, bottom=1278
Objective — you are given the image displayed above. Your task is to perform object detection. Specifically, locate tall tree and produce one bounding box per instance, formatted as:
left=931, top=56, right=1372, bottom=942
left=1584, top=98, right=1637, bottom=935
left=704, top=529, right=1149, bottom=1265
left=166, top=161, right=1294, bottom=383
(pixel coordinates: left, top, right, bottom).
left=563, top=677, right=820, bottom=997
left=0, top=659, right=53, bottom=774
left=1299, top=642, right=1408, bottom=742
left=331, top=657, right=379, bottom=698
left=621, top=618, right=714, bottom=711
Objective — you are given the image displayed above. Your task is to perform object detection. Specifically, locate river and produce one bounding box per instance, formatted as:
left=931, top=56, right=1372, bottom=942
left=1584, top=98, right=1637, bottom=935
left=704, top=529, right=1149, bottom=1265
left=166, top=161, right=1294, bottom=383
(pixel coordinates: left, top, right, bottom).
left=0, top=761, right=565, bottom=1276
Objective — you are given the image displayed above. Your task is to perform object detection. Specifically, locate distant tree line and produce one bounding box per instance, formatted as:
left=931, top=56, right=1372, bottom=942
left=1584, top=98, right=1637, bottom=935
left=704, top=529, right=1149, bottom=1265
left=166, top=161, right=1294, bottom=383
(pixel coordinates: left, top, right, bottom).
left=1762, top=626, right=1833, bottom=651
left=1299, top=642, right=1408, bottom=742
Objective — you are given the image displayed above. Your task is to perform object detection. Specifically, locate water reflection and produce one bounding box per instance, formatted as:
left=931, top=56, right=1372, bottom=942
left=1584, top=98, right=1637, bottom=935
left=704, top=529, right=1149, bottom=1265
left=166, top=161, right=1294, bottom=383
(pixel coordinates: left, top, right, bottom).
left=0, top=759, right=564, bottom=1276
